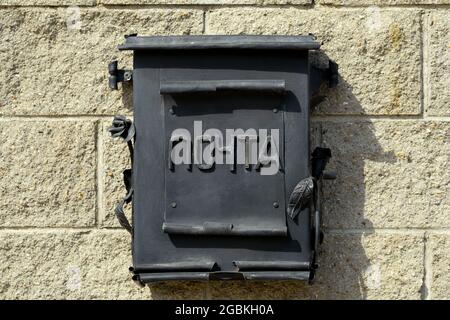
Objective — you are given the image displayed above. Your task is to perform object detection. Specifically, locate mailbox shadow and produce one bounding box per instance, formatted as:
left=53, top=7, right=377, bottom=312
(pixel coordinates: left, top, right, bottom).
left=309, top=87, right=397, bottom=299
left=118, top=52, right=398, bottom=300
left=194, top=76, right=397, bottom=300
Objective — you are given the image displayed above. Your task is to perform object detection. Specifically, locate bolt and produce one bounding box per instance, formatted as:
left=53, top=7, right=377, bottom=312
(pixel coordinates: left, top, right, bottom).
left=273, top=201, right=279, bottom=208
left=124, top=71, right=132, bottom=81
left=170, top=202, right=177, bottom=208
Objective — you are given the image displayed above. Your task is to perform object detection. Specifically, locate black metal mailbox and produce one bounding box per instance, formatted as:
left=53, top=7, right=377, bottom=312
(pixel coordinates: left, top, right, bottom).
left=108, top=35, right=337, bottom=284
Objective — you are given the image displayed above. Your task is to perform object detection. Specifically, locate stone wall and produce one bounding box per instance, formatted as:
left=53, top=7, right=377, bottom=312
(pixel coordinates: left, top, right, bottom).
left=0, top=0, right=448, bottom=299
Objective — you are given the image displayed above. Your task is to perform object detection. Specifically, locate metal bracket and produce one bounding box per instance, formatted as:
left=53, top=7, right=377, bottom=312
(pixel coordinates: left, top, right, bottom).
left=108, top=60, right=133, bottom=90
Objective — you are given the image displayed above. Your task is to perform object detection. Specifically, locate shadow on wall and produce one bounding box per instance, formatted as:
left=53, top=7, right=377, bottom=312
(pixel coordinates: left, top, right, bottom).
left=311, top=76, right=397, bottom=299
left=118, top=53, right=397, bottom=299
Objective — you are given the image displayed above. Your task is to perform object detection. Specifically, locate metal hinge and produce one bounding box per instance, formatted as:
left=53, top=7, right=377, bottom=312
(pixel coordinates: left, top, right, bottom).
left=310, top=60, right=339, bottom=92
left=108, top=60, right=133, bottom=90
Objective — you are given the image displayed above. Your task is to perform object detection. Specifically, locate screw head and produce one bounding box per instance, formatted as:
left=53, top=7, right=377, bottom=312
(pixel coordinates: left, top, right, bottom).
left=124, top=71, right=132, bottom=81
left=170, top=202, right=177, bottom=208
left=273, top=201, right=279, bottom=208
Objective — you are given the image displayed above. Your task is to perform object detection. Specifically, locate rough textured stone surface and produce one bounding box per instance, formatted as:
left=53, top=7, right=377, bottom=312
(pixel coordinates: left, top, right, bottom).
left=0, top=230, right=209, bottom=299
left=317, top=0, right=450, bottom=5
left=207, top=8, right=421, bottom=115
left=0, top=120, right=96, bottom=227
left=428, top=234, right=450, bottom=299
left=0, top=8, right=203, bottom=115
left=0, top=230, right=142, bottom=299
left=1, top=0, right=96, bottom=5
left=0, top=231, right=424, bottom=299
left=1, top=0, right=449, bottom=301
left=102, top=120, right=132, bottom=228
left=314, top=233, right=424, bottom=299
left=100, top=0, right=310, bottom=4
left=319, top=120, right=450, bottom=229
left=426, top=11, right=450, bottom=116
left=149, top=281, right=207, bottom=299
left=208, top=233, right=424, bottom=299
left=207, top=281, right=312, bottom=299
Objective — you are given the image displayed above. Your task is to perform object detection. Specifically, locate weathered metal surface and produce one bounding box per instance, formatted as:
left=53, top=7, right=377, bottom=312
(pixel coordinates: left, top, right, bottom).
left=110, top=35, right=336, bottom=284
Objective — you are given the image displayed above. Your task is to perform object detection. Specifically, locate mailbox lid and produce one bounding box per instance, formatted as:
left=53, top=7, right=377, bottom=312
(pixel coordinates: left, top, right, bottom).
left=119, top=35, right=321, bottom=51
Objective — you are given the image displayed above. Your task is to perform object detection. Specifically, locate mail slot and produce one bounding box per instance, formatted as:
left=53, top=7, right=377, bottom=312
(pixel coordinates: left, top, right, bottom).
left=108, top=35, right=338, bottom=284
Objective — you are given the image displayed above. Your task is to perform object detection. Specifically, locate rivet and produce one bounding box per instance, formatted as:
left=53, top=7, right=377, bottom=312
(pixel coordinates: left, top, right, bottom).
left=273, top=201, right=279, bottom=208
left=273, top=108, right=278, bottom=113
left=170, top=202, right=177, bottom=208
left=169, top=108, right=175, bottom=115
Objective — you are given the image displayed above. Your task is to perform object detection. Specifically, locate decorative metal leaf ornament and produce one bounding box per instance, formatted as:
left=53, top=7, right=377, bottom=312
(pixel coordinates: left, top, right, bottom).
left=108, top=115, right=135, bottom=142
left=108, top=116, right=135, bottom=235
left=287, top=176, right=315, bottom=220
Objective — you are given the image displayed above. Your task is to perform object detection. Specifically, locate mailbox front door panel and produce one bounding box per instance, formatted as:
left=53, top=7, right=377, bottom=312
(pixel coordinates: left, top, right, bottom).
left=163, top=91, right=287, bottom=237
left=132, top=48, right=314, bottom=280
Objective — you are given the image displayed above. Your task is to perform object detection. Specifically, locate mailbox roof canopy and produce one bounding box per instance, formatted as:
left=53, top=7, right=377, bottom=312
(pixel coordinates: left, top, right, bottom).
left=119, top=35, right=321, bottom=51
